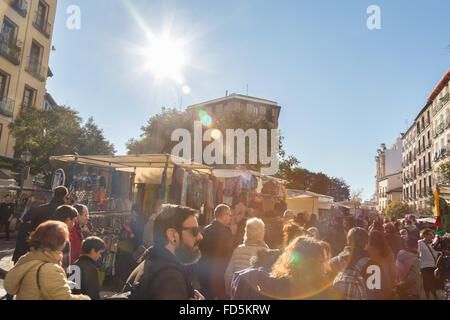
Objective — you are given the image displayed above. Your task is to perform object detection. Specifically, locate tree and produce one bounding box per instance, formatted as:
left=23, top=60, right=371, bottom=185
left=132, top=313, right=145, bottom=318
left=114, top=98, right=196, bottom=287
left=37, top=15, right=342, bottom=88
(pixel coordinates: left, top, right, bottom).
left=439, top=162, right=450, bottom=185
left=328, top=177, right=351, bottom=202
left=126, top=107, right=280, bottom=172
left=79, top=117, right=116, bottom=155
left=385, top=201, right=412, bottom=220
left=350, top=188, right=364, bottom=203
left=9, top=106, right=115, bottom=187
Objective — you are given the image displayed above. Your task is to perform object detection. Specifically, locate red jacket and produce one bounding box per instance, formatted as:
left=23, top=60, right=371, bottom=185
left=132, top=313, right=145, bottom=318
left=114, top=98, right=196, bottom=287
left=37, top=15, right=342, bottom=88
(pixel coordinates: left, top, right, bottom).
left=70, top=221, right=84, bottom=265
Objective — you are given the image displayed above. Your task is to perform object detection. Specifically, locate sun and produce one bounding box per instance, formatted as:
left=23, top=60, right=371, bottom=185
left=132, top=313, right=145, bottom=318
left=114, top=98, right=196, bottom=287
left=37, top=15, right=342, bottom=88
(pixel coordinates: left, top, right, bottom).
left=142, top=34, right=188, bottom=84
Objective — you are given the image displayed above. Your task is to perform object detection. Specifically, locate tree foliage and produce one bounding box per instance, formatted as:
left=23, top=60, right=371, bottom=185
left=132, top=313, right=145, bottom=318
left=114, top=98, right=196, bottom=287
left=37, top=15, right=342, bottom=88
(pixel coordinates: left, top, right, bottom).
left=8, top=106, right=115, bottom=187
left=439, top=162, right=450, bottom=185
left=126, top=107, right=279, bottom=172
left=275, top=156, right=350, bottom=201
left=385, top=201, right=412, bottom=220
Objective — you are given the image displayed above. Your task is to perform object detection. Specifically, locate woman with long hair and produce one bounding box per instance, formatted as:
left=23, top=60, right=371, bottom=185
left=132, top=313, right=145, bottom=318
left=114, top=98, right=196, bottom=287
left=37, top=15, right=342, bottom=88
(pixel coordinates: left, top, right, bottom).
left=367, top=230, right=398, bottom=299
left=270, top=236, right=335, bottom=299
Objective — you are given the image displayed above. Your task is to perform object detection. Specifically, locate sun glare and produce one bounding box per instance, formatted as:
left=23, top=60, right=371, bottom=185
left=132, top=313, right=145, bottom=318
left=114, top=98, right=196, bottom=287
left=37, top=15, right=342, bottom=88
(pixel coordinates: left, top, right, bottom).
left=143, top=35, right=188, bottom=84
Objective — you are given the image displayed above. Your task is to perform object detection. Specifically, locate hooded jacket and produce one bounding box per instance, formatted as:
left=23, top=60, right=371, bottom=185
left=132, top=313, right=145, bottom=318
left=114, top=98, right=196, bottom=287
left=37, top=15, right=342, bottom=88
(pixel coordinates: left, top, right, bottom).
left=396, top=249, right=421, bottom=297
left=4, top=249, right=90, bottom=300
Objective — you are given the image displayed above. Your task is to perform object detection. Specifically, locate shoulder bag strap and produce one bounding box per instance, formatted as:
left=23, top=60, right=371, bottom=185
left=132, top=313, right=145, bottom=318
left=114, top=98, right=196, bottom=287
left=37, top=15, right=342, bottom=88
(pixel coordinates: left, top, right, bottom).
left=424, top=243, right=438, bottom=265
left=36, top=263, right=50, bottom=294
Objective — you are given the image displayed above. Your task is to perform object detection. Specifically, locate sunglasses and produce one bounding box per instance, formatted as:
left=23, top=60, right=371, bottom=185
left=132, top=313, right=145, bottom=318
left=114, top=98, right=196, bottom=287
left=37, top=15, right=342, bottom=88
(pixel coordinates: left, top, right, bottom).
left=180, top=226, right=201, bottom=237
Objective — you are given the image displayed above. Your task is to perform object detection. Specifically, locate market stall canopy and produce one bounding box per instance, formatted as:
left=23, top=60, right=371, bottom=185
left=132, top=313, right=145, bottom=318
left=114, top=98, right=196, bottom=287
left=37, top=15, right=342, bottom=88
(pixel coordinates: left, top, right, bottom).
left=50, top=154, right=212, bottom=184
left=212, top=168, right=288, bottom=183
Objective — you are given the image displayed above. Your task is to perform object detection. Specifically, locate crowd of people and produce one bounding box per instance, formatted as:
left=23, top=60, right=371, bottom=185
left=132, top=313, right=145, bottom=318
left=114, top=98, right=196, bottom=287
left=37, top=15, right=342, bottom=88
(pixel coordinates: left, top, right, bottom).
left=1, top=186, right=449, bottom=300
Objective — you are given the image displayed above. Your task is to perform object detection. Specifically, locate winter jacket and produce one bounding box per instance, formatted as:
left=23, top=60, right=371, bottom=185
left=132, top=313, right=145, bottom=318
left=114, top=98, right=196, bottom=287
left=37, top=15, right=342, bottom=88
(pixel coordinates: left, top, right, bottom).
left=197, top=220, right=234, bottom=300
left=70, top=221, right=84, bottom=265
left=4, top=249, right=90, bottom=300
left=29, top=199, right=65, bottom=231
left=224, top=239, right=269, bottom=295
left=74, top=255, right=100, bottom=300
left=396, top=249, right=422, bottom=298
left=124, top=246, right=195, bottom=300
left=12, top=222, right=33, bottom=264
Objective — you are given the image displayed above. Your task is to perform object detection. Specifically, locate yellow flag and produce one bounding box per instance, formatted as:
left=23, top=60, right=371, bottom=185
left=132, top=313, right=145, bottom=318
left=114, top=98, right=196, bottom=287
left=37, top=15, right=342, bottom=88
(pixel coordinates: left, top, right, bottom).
left=434, top=189, right=440, bottom=217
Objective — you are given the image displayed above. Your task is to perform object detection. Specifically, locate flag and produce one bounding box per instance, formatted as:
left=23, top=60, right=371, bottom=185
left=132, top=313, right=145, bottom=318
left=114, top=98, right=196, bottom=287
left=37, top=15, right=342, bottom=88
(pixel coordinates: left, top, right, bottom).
left=434, top=189, right=440, bottom=217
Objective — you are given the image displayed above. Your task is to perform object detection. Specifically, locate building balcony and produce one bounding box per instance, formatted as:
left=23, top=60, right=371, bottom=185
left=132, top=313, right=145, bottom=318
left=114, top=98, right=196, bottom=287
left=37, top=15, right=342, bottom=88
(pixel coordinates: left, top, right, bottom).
left=8, top=0, right=28, bottom=17
left=0, top=34, right=22, bottom=65
left=433, top=92, right=450, bottom=116
left=0, top=97, right=15, bottom=118
left=32, top=11, right=52, bottom=38
left=25, top=57, right=47, bottom=82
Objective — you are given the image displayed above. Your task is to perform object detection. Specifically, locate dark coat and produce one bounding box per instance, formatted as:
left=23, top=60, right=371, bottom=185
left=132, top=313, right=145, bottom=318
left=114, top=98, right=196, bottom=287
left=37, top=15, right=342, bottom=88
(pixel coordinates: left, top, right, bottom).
left=29, top=199, right=65, bottom=230
left=0, top=202, right=14, bottom=222
left=74, top=255, right=101, bottom=300
left=124, top=246, right=195, bottom=300
left=12, top=222, right=33, bottom=264
left=197, top=220, right=234, bottom=300
left=385, top=232, right=405, bottom=258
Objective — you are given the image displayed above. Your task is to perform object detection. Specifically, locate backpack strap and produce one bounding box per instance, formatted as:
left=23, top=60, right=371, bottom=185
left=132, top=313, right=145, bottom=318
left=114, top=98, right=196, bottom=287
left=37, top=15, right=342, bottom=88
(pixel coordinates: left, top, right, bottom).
left=354, top=257, right=370, bottom=273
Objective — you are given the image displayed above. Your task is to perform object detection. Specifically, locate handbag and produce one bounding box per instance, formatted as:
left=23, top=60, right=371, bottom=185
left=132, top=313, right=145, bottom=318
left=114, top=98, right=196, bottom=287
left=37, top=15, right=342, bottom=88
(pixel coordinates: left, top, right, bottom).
left=9, top=218, right=17, bottom=231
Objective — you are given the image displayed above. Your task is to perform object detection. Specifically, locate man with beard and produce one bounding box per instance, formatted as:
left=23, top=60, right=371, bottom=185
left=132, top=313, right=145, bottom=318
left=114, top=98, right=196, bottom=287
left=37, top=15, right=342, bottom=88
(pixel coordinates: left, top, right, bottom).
left=123, top=204, right=205, bottom=300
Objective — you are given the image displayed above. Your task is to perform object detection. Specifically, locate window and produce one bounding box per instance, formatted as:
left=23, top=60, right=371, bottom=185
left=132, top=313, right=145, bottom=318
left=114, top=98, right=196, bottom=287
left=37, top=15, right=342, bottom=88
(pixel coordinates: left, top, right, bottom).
left=428, top=152, right=431, bottom=169
left=0, top=71, right=8, bottom=99
left=22, top=86, right=36, bottom=108
left=30, top=41, right=42, bottom=64
left=429, top=176, right=432, bottom=189
left=0, top=123, right=2, bottom=143
left=36, top=1, right=48, bottom=28
left=1, top=17, right=17, bottom=44
left=254, top=106, right=259, bottom=116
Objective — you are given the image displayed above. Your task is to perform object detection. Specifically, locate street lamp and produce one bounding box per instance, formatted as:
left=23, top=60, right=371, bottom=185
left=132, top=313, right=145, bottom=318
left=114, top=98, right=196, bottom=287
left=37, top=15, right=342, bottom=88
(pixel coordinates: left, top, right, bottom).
left=20, top=150, right=32, bottom=163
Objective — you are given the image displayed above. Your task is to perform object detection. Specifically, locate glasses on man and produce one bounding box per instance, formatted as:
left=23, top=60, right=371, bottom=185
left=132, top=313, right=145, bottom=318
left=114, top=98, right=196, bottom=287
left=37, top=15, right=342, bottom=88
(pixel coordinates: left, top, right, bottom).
left=180, top=226, right=201, bottom=237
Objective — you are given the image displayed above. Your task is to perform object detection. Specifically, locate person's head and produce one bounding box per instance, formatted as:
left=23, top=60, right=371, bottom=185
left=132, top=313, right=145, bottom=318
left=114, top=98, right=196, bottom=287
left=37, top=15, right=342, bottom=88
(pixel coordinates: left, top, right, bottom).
left=399, top=229, right=408, bottom=238
left=81, top=236, right=106, bottom=262
left=28, top=220, right=69, bottom=252
left=406, top=219, right=413, bottom=226
left=394, top=221, right=402, bottom=232
left=420, top=228, right=434, bottom=243
left=53, top=186, right=69, bottom=203
left=53, top=205, right=78, bottom=230
left=347, top=227, right=369, bottom=251
left=214, top=204, right=232, bottom=227
left=73, top=204, right=89, bottom=226
left=4, top=194, right=10, bottom=202
left=153, top=204, right=203, bottom=265
left=368, top=230, right=394, bottom=261
left=131, top=203, right=142, bottom=217
left=282, top=210, right=295, bottom=222
left=383, top=222, right=395, bottom=234
left=251, top=248, right=282, bottom=271
left=283, top=221, right=306, bottom=248
left=369, top=220, right=384, bottom=233
left=271, top=236, right=331, bottom=296
left=244, top=218, right=265, bottom=242
left=294, top=212, right=307, bottom=227
left=405, top=236, right=418, bottom=252
left=307, top=227, right=319, bottom=240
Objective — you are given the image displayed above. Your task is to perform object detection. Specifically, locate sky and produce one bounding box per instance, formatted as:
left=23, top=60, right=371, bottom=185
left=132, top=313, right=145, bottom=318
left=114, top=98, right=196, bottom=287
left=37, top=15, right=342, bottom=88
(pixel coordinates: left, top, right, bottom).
left=46, top=0, right=450, bottom=201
